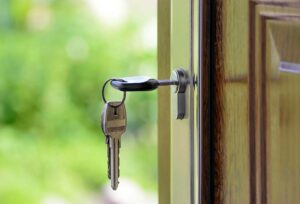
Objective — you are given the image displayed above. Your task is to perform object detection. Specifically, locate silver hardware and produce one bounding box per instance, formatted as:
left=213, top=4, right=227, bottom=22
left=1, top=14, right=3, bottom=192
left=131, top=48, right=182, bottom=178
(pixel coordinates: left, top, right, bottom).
left=171, top=68, right=189, bottom=119
left=101, top=102, right=127, bottom=190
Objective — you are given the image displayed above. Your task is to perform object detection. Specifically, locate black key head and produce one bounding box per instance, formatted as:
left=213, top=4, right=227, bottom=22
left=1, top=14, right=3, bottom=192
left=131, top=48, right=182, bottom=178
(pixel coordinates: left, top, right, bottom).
left=110, top=77, right=159, bottom=91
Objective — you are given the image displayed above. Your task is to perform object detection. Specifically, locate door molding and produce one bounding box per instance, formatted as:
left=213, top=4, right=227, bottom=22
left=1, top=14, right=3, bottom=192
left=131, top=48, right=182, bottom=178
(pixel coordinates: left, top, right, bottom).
left=158, top=0, right=171, bottom=203
left=249, top=1, right=300, bottom=203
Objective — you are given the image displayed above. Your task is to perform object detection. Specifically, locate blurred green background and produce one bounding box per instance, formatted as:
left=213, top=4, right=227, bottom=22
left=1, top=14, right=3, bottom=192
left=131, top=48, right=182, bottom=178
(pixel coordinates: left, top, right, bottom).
left=0, top=0, right=157, bottom=203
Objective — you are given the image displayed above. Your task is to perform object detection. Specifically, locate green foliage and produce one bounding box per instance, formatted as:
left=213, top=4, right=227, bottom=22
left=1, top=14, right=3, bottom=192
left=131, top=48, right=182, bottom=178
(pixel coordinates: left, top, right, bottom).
left=0, top=0, right=157, bottom=203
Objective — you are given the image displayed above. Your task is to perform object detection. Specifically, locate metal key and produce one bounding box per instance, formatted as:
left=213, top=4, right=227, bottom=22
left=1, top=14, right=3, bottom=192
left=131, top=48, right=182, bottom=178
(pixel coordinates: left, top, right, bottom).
left=101, top=101, right=127, bottom=190
left=101, top=110, right=111, bottom=180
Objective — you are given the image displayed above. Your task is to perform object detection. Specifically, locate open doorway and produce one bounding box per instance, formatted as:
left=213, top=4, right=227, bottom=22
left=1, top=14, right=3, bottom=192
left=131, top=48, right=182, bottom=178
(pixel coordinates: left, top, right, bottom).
left=0, top=0, right=157, bottom=203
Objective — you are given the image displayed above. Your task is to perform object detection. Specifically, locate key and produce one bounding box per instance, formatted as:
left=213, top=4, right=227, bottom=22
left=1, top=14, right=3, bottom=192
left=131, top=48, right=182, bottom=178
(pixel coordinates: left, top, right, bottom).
left=101, top=101, right=127, bottom=190
left=101, top=106, right=111, bottom=179
left=110, top=76, right=178, bottom=91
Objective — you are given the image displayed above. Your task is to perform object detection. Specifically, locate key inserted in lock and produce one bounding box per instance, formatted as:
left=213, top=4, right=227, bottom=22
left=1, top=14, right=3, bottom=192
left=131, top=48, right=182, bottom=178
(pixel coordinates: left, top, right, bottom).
left=110, top=77, right=178, bottom=91
left=110, top=68, right=190, bottom=119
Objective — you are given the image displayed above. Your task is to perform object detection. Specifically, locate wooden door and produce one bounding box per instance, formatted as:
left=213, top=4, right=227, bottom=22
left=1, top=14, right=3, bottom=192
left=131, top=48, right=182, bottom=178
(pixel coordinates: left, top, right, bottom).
left=200, top=0, right=300, bottom=204
left=158, top=0, right=300, bottom=203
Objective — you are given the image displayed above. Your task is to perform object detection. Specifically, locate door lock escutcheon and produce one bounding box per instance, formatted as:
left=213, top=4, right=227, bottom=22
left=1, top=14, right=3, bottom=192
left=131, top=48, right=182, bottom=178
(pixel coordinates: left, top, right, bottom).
left=110, top=68, right=190, bottom=119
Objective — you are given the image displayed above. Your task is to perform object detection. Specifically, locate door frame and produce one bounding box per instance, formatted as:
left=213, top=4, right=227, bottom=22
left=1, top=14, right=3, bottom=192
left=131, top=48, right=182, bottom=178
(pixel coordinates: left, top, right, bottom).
left=158, top=0, right=205, bottom=203
left=157, top=0, right=171, bottom=203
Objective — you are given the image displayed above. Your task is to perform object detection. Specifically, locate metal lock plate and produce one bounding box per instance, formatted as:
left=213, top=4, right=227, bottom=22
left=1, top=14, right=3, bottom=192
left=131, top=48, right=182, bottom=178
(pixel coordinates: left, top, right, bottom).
left=171, top=68, right=189, bottom=119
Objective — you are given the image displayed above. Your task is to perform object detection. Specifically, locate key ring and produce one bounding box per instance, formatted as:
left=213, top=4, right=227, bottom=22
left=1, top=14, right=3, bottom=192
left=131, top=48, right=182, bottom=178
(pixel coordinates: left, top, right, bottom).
left=102, top=78, right=126, bottom=108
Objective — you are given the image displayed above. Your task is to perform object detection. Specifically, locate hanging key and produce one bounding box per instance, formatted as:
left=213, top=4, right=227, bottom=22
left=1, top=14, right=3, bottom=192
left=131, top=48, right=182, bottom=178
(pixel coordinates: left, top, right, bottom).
left=101, top=101, right=127, bottom=190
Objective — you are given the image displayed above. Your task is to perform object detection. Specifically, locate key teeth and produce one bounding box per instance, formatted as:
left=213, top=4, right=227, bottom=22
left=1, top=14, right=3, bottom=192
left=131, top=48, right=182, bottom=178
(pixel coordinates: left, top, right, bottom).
left=118, top=154, right=120, bottom=177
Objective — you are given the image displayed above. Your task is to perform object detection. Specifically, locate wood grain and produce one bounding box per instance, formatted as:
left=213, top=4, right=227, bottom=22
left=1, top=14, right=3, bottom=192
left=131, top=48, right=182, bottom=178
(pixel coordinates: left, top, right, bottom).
left=204, top=0, right=300, bottom=203
left=251, top=3, right=300, bottom=203
left=250, top=2, right=300, bottom=204
left=202, top=0, right=251, bottom=203
left=205, top=0, right=251, bottom=203
left=201, top=1, right=213, bottom=203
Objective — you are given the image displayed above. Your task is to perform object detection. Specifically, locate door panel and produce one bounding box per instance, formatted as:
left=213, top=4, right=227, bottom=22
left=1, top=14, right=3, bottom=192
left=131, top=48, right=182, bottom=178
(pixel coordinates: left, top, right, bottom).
left=267, top=21, right=300, bottom=202
left=202, top=0, right=300, bottom=203
left=252, top=3, right=300, bottom=203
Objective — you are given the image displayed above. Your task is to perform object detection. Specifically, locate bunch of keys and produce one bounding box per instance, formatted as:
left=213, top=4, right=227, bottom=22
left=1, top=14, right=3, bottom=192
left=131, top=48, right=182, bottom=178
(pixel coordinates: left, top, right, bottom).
left=101, top=79, right=127, bottom=190
left=100, top=76, right=181, bottom=190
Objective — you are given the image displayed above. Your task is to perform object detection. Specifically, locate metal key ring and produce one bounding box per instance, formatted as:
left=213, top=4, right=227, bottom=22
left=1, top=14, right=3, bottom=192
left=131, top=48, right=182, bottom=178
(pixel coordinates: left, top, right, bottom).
left=102, top=78, right=126, bottom=108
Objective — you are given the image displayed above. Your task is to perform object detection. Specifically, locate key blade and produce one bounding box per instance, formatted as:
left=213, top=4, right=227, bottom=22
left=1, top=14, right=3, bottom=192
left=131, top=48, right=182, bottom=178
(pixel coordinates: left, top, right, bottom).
left=110, top=137, right=120, bottom=190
